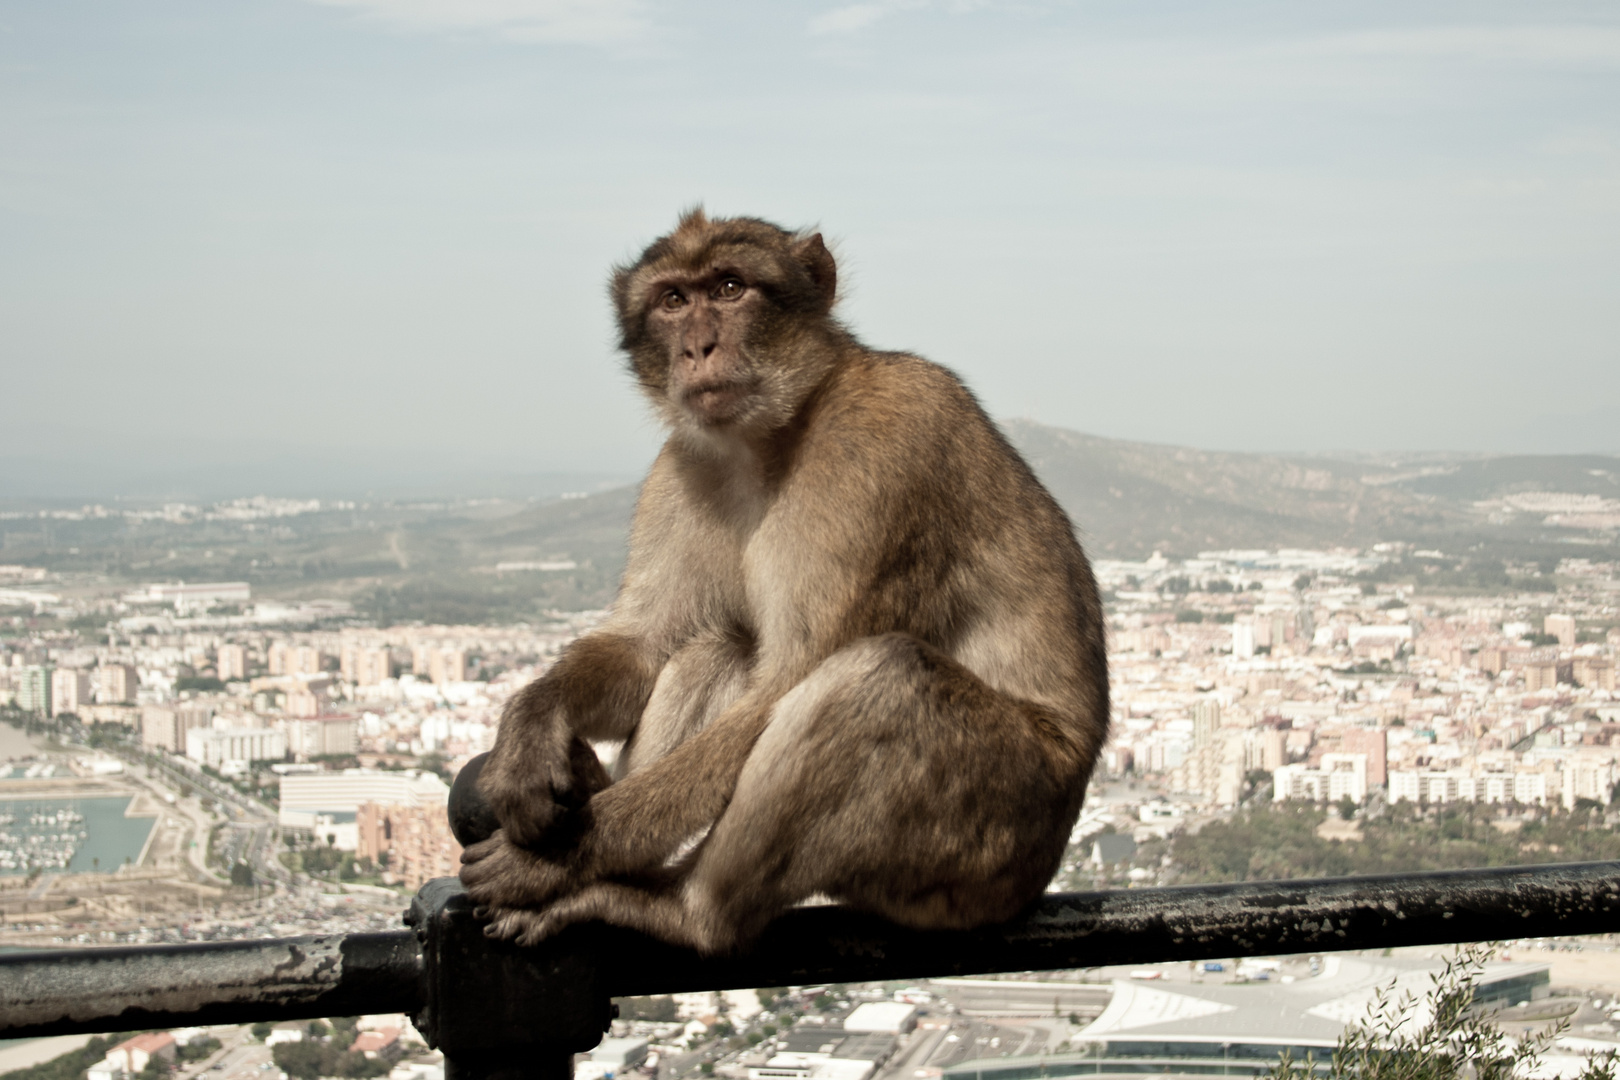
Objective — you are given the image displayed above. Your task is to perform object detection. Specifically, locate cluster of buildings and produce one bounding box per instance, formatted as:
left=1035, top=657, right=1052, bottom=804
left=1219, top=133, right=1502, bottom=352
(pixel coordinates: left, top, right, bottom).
left=1, top=580, right=604, bottom=888
left=1092, top=546, right=1619, bottom=814
left=0, top=496, right=351, bottom=526
left=79, top=1014, right=422, bottom=1080
left=5, top=537, right=1618, bottom=889
left=278, top=767, right=463, bottom=888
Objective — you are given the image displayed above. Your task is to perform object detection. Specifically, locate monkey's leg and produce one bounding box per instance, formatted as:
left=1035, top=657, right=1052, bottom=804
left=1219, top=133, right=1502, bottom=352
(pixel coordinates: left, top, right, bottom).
left=703, top=633, right=1088, bottom=938
left=616, top=628, right=752, bottom=778
left=503, top=633, right=1091, bottom=950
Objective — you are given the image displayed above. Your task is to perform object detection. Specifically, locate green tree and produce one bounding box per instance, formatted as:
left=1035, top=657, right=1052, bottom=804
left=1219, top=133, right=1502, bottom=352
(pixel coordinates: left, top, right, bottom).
left=177, top=1038, right=222, bottom=1063
left=273, top=1043, right=326, bottom=1080
left=1268, top=943, right=1610, bottom=1080
left=328, top=1017, right=362, bottom=1055
left=335, top=1051, right=390, bottom=1079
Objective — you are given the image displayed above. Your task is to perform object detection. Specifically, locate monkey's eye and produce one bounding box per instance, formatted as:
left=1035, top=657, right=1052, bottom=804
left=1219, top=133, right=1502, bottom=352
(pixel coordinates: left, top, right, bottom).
left=659, top=290, right=686, bottom=311
left=714, top=278, right=745, bottom=300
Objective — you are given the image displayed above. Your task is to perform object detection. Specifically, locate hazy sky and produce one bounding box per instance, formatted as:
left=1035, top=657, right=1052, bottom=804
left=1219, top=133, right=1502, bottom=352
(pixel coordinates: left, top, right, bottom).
left=3, top=1, right=1618, bottom=495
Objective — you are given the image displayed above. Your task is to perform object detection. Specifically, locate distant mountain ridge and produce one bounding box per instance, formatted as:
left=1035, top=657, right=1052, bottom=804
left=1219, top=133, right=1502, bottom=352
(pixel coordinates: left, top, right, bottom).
left=6, top=420, right=1610, bottom=623
left=461, top=421, right=1617, bottom=565
left=1001, top=421, right=1462, bottom=557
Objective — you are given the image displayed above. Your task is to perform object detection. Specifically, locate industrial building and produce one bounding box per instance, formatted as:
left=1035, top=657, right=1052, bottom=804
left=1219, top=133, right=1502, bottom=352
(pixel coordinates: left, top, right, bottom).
left=943, top=955, right=1549, bottom=1080
left=279, top=768, right=450, bottom=850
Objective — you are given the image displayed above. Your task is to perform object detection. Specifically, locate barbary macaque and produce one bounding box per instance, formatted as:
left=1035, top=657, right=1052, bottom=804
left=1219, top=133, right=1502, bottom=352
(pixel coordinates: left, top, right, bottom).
left=460, top=210, right=1109, bottom=952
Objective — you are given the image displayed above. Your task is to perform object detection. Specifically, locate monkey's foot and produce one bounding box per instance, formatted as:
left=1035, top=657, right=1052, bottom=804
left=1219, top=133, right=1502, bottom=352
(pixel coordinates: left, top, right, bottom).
left=460, top=830, right=574, bottom=911
left=478, top=904, right=561, bottom=947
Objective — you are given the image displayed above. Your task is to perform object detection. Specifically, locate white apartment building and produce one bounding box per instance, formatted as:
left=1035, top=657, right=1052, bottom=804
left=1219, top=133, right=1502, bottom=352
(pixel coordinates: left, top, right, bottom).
left=341, top=645, right=392, bottom=686
left=142, top=702, right=216, bottom=752
left=217, top=643, right=248, bottom=681
left=284, top=714, right=359, bottom=758
left=50, top=668, right=92, bottom=717
left=96, top=663, right=139, bottom=704
left=1560, top=759, right=1617, bottom=810
left=1388, top=769, right=1550, bottom=806
left=1273, top=753, right=1369, bottom=805
left=186, top=726, right=287, bottom=768
left=1231, top=623, right=1256, bottom=659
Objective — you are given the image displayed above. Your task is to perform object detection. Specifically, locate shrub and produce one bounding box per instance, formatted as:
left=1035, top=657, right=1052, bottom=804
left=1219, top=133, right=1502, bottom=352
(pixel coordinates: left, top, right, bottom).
left=1269, top=943, right=1613, bottom=1080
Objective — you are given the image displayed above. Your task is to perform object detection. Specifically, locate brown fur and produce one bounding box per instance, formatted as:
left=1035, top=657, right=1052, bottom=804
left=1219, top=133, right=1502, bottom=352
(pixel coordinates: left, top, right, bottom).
left=461, top=210, right=1109, bottom=952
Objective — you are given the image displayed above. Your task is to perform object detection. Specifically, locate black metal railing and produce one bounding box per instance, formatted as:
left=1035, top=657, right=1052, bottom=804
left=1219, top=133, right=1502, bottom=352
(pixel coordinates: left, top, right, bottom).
left=5, top=761, right=1619, bottom=1080
left=4, top=862, right=1620, bottom=1080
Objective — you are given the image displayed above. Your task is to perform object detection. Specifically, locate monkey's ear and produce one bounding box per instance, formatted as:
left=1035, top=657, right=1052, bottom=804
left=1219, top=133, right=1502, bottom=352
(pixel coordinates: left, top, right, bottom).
left=793, top=232, right=837, bottom=314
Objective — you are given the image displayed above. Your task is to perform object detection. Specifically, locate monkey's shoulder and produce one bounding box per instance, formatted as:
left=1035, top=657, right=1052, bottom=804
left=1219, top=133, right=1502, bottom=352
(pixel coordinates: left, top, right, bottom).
left=812, top=350, right=991, bottom=442
left=836, top=349, right=974, bottom=400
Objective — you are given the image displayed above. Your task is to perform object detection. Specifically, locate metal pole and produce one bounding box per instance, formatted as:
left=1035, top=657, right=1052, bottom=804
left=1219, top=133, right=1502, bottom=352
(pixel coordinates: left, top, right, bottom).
left=0, top=931, right=421, bottom=1038
left=598, top=859, right=1620, bottom=996
left=3, top=862, right=1619, bottom=1044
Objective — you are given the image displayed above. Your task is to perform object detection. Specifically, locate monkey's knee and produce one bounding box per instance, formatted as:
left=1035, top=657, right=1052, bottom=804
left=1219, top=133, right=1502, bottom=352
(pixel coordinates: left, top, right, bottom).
left=623, top=633, right=753, bottom=777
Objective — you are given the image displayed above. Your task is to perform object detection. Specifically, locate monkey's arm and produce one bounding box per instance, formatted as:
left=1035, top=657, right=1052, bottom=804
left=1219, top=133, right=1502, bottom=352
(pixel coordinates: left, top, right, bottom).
left=463, top=677, right=785, bottom=910
left=477, top=452, right=722, bottom=847
left=477, top=631, right=659, bottom=848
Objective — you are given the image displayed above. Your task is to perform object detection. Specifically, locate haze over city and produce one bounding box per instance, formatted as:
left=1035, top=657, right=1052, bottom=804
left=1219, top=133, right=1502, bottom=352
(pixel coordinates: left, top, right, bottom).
left=4, top=1, right=1619, bottom=500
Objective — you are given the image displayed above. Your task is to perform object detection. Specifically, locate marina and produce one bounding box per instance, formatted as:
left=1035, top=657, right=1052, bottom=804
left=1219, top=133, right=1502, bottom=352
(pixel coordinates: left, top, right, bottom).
left=0, top=803, right=87, bottom=873
left=0, top=796, right=158, bottom=876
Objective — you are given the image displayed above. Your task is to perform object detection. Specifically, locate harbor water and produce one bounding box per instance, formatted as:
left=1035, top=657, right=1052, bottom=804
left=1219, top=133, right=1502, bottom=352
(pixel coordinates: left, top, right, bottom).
left=0, top=796, right=157, bottom=875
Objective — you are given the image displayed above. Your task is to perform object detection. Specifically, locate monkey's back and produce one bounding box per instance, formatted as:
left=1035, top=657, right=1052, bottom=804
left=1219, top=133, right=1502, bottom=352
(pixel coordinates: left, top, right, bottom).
left=773, top=349, right=1109, bottom=739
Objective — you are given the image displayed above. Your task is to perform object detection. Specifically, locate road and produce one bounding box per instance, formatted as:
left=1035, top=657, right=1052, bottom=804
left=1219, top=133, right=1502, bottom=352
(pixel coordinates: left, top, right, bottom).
left=875, top=1026, right=951, bottom=1080
left=119, top=746, right=292, bottom=890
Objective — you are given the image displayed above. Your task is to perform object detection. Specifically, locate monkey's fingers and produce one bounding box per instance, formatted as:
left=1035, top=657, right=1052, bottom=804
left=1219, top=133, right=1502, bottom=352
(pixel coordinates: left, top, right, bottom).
left=481, top=907, right=555, bottom=946
left=460, top=833, right=503, bottom=866
left=494, top=792, right=569, bottom=849
left=512, top=910, right=561, bottom=948
left=480, top=756, right=570, bottom=846
left=480, top=906, right=525, bottom=940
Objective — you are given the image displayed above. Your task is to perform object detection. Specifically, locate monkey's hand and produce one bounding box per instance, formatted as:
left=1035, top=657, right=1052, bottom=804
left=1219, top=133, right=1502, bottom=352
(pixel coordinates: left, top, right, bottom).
left=480, top=729, right=612, bottom=849
left=460, top=830, right=576, bottom=924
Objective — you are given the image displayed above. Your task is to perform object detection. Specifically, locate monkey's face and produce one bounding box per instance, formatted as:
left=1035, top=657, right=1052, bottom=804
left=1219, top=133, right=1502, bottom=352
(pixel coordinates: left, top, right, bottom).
left=612, top=212, right=840, bottom=437
left=643, top=269, right=767, bottom=429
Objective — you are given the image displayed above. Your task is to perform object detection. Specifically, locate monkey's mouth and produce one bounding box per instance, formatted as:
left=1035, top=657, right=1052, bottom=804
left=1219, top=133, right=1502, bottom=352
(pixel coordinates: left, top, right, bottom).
left=684, top=381, right=756, bottom=423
